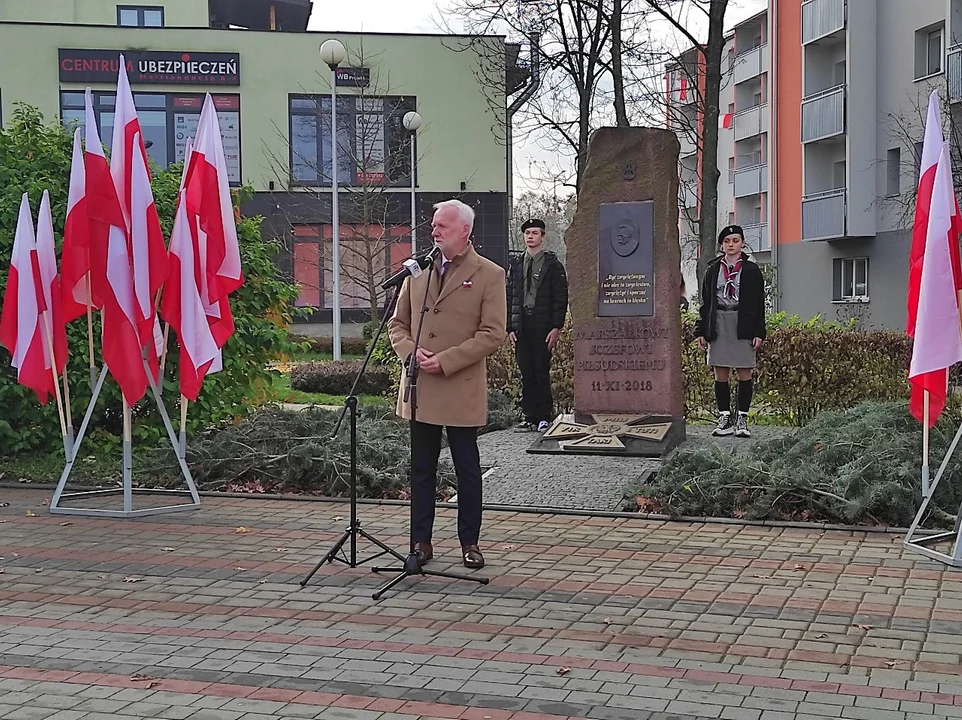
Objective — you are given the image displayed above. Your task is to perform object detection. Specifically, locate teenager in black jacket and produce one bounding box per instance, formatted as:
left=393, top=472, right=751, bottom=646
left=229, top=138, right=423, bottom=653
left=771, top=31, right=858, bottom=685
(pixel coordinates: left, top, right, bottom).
left=506, top=219, right=569, bottom=432
left=693, top=225, right=766, bottom=438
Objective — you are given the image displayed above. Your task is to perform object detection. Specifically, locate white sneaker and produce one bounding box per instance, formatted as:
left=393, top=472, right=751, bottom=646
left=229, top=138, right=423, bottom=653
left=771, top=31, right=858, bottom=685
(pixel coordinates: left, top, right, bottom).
left=712, top=411, right=735, bottom=436
left=735, top=412, right=751, bottom=438
left=537, top=420, right=550, bottom=432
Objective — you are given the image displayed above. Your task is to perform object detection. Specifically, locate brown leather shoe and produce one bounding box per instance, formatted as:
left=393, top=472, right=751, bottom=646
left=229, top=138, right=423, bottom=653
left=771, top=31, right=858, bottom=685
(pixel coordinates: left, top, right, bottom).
left=462, top=544, right=484, bottom=569
left=414, top=542, right=433, bottom=566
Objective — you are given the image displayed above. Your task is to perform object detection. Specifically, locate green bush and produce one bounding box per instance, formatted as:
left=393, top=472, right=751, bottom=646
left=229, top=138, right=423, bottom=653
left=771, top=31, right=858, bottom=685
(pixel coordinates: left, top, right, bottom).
left=632, top=401, right=962, bottom=528
left=290, top=359, right=393, bottom=395
left=0, top=104, right=300, bottom=455
left=287, top=334, right=370, bottom=357
left=485, top=313, right=913, bottom=426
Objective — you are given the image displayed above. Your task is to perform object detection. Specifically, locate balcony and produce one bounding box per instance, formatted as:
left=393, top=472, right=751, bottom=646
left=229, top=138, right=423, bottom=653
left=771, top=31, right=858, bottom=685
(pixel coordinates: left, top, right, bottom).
left=802, top=189, right=846, bottom=240
left=680, top=182, right=698, bottom=209
left=801, top=85, right=845, bottom=142
left=734, top=103, right=770, bottom=141
left=743, top=223, right=770, bottom=253
left=733, top=44, right=769, bottom=85
left=950, top=45, right=962, bottom=103
left=733, top=164, right=768, bottom=198
left=801, top=0, right=846, bottom=45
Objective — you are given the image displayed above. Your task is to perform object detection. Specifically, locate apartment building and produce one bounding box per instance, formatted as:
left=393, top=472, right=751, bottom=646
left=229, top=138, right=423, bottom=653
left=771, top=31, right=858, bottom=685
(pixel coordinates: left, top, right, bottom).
left=0, top=0, right=527, bottom=323
left=671, top=0, right=960, bottom=330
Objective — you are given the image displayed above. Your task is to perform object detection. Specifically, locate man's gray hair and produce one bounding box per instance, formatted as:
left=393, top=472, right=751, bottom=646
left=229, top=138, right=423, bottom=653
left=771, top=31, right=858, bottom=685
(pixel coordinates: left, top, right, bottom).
left=433, top=199, right=475, bottom=234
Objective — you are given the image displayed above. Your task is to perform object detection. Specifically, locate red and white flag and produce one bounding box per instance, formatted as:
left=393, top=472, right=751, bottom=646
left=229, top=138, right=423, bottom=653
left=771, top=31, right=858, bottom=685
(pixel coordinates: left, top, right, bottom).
left=110, top=55, right=169, bottom=380
left=909, top=142, right=962, bottom=420
left=906, top=90, right=962, bottom=426
left=61, top=127, right=98, bottom=323
left=84, top=87, right=147, bottom=405
left=720, top=113, right=733, bottom=130
left=0, top=194, right=51, bottom=403
left=679, top=75, right=688, bottom=101
left=36, top=190, right=68, bottom=375
left=162, top=138, right=220, bottom=401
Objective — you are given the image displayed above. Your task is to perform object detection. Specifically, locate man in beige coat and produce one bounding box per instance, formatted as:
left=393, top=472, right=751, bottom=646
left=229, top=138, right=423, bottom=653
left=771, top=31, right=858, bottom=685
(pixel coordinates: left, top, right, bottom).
left=388, top=199, right=507, bottom=569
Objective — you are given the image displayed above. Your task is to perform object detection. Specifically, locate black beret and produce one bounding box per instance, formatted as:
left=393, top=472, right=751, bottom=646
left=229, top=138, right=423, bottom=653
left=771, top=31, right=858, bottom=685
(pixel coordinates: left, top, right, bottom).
left=521, top=218, right=546, bottom=232
left=717, top=225, right=744, bottom=244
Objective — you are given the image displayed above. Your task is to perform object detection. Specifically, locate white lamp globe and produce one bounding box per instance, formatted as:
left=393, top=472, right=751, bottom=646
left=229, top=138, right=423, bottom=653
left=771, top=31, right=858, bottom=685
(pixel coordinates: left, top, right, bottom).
left=402, top=111, right=422, bottom=131
left=319, top=39, right=346, bottom=68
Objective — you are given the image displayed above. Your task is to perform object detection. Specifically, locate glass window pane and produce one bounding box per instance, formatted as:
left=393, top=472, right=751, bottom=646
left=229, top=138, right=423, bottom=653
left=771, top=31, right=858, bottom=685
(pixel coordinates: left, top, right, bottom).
left=291, top=114, right=318, bottom=183
left=134, top=94, right=166, bottom=108
left=119, top=8, right=139, bottom=26
left=61, top=93, right=85, bottom=109
left=842, top=260, right=854, bottom=298
left=100, top=111, right=115, bottom=151
left=929, top=31, right=942, bottom=74
left=290, top=97, right=316, bottom=111
left=143, top=9, right=163, bottom=26
left=99, top=95, right=116, bottom=108
left=137, top=110, right=167, bottom=168
left=61, top=109, right=85, bottom=132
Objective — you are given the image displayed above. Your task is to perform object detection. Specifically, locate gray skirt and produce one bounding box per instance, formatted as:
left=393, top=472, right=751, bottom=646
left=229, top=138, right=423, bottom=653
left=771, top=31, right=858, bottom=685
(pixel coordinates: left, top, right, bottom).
left=707, top=310, right=756, bottom=369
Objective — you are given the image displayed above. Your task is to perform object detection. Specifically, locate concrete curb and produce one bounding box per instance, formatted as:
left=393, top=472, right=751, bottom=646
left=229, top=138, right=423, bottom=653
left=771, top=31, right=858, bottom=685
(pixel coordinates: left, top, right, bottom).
left=0, top=480, right=923, bottom=536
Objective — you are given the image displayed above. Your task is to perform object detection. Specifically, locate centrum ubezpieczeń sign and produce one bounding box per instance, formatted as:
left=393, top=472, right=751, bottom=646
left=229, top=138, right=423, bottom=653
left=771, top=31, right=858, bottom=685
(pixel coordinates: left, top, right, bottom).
left=59, top=49, right=240, bottom=86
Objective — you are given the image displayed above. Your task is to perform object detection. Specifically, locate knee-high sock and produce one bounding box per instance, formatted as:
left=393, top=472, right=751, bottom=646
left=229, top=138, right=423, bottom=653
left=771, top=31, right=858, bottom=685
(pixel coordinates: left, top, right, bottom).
left=714, top=380, right=731, bottom=413
left=737, top=379, right=754, bottom=413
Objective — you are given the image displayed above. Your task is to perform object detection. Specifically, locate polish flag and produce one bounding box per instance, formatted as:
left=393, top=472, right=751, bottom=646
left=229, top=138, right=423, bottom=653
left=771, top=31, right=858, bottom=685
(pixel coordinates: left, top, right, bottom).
left=184, top=93, right=243, bottom=351
left=906, top=90, right=962, bottom=426
left=720, top=113, right=734, bottom=130
left=0, top=194, right=51, bottom=403
left=61, top=127, right=98, bottom=322
left=679, top=75, right=688, bottom=101
left=110, top=55, right=169, bottom=381
left=84, top=87, right=147, bottom=405
left=162, top=138, right=221, bottom=401
left=909, top=142, right=962, bottom=424
left=36, top=190, right=68, bottom=375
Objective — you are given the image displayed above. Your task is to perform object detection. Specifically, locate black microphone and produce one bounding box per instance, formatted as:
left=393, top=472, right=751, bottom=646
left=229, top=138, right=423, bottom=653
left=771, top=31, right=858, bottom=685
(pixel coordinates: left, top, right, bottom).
left=381, top=244, right=441, bottom=290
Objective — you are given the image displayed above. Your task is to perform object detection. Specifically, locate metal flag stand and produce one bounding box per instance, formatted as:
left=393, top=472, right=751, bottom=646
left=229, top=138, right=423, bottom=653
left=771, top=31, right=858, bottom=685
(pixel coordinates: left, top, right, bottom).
left=904, top=419, right=962, bottom=567
left=49, top=360, right=201, bottom=518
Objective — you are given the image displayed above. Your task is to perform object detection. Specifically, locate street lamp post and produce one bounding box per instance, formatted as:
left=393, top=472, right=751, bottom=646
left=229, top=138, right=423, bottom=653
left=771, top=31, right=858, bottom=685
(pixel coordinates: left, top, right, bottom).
left=320, top=38, right=346, bottom=360
left=402, top=111, right=422, bottom=252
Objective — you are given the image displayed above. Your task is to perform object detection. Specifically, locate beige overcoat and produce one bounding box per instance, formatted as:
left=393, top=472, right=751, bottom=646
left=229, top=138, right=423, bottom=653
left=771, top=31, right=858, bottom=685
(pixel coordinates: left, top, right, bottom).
left=388, top=244, right=507, bottom=427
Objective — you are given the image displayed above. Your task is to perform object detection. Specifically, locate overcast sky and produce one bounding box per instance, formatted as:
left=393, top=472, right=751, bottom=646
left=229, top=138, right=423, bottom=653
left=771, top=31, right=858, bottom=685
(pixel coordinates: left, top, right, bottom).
left=307, top=0, right=768, bottom=196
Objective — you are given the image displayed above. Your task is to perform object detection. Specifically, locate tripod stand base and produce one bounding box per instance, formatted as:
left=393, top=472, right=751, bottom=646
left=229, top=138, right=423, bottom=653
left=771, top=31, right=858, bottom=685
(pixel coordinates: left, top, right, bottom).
left=300, top=522, right=408, bottom=587
left=370, top=553, right=489, bottom=600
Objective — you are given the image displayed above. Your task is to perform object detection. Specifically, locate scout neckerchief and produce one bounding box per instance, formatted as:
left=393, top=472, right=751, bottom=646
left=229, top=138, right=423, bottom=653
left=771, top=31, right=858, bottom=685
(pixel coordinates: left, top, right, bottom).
left=722, top=257, right=743, bottom=302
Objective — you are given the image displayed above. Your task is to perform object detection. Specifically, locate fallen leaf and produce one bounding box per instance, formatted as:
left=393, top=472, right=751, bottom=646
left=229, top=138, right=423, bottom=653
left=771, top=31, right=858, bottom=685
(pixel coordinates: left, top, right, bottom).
left=12, top=553, right=19, bottom=558
left=146, top=681, right=161, bottom=689
left=274, top=547, right=288, bottom=553
left=234, top=526, right=251, bottom=534
left=234, top=567, right=246, bottom=571
left=24, top=510, right=36, bottom=517
left=130, top=673, right=154, bottom=682
left=556, top=667, right=571, bottom=675
left=333, top=516, right=343, bottom=522
left=34, top=568, right=42, bottom=573
left=816, top=633, right=828, bottom=639
left=603, top=618, right=612, bottom=625
left=0, top=502, right=9, bottom=507
left=122, top=577, right=142, bottom=583
left=752, top=574, right=770, bottom=579
left=885, top=660, right=905, bottom=668
left=793, top=564, right=807, bottom=571
left=0, top=569, right=5, bottom=574
left=161, top=547, right=175, bottom=552
left=502, top=544, right=515, bottom=550
left=42, top=498, right=50, bottom=506
left=59, top=522, right=72, bottom=526
left=854, top=624, right=874, bottom=631
left=97, top=574, right=108, bottom=580
left=257, top=579, right=268, bottom=584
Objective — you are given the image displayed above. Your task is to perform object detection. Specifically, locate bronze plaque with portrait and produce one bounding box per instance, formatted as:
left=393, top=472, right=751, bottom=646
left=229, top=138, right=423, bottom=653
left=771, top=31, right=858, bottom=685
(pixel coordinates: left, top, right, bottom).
left=597, top=201, right=654, bottom=317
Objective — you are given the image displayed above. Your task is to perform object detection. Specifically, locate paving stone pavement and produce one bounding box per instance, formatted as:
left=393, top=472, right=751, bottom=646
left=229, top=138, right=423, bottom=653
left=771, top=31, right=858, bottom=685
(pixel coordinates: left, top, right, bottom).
left=471, top=424, right=795, bottom=512
left=1, top=489, right=961, bottom=720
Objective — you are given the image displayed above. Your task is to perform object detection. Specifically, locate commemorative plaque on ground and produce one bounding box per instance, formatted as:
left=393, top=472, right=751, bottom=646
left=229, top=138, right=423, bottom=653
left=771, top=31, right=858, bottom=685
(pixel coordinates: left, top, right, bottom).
left=529, top=127, right=686, bottom=458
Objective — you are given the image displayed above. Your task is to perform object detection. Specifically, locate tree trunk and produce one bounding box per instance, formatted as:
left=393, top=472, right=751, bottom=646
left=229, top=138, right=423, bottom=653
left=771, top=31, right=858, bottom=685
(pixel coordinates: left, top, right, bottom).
left=696, top=0, right=728, bottom=281
left=611, top=0, right=629, bottom=127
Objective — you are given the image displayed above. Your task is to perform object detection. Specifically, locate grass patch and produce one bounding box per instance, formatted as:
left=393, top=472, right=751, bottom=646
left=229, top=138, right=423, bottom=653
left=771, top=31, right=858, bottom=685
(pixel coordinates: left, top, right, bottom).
left=267, top=372, right=382, bottom=406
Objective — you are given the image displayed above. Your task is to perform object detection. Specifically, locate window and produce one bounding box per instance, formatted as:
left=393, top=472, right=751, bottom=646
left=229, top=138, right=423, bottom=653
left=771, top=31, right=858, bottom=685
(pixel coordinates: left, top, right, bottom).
left=834, top=60, right=846, bottom=87
left=916, top=25, right=944, bottom=78
left=914, top=140, right=925, bottom=183
left=60, top=91, right=241, bottom=184
left=833, top=257, right=869, bottom=301
left=728, top=156, right=735, bottom=183
left=728, top=212, right=736, bottom=224
left=117, top=5, right=165, bottom=27
left=292, top=223, right=412, bottom=309
left=288, top=95, right=416, bottom=187
left=833, top=160, right=846, bottom=189
left=886, top=148, right=901, bottom=197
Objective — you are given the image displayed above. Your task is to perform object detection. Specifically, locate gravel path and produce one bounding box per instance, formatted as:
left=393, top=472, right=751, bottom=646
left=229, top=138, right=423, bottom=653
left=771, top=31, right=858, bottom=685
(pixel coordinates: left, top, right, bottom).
left=447, top=422, right=797, bottom=512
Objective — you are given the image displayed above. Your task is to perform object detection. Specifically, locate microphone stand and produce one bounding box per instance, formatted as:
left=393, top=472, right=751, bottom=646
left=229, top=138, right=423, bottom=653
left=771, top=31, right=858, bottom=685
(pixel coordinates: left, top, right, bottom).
left=370, top=260, right=489, bottom=600
left=300, top=284, right=408, bottom=586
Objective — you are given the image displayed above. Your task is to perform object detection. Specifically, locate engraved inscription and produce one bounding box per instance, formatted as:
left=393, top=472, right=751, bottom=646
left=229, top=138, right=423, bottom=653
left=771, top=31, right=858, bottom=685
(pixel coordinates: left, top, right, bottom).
left=598, top=202, right=654, bottom=317
left=600, top=272, right=651, bottom=307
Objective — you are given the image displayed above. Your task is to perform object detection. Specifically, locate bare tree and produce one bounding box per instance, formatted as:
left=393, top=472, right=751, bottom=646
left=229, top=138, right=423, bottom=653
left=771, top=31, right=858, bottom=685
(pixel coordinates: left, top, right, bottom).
left=264, top=44, right=439, bottom=324
left=641, top=0, right=731, bottom=278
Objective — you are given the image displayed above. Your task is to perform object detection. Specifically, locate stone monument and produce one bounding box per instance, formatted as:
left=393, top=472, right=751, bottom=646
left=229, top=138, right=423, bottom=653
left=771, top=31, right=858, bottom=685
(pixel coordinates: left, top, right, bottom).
left=529, top=127, right=686, bottom=457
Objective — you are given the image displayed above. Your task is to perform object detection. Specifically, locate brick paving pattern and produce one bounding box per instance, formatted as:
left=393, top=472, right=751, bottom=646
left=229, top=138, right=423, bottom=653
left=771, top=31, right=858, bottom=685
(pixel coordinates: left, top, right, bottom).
left=0, top=489, right=960, bottom=720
